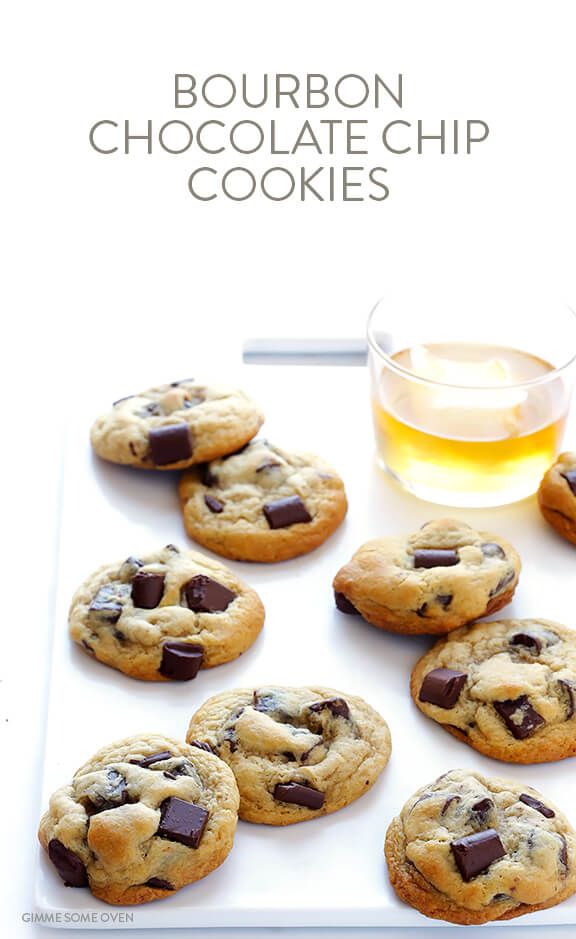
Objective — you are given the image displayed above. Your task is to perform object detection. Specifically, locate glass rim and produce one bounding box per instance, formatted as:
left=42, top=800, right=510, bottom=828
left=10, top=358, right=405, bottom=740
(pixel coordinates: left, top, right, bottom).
left=366, top=297, right=576, bottom=391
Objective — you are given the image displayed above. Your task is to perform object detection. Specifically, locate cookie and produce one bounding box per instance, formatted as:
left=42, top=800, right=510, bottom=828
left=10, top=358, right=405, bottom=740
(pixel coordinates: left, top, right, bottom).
left=385, top=768, right=576, bottom=925
left=333, top=518, right=520, bottom=635
left=411, top=618, right=576, bottom=763
left=179, top=439, right=348, bottom=562
left=90, top=379, right=264, bottom=470
left=538, top=452, right=576, bottom=545
left=186, top=685, right=391, bottom=824
left=38, top=734, right=239, bottom=905
left=69, top=544, right=264, bottom=680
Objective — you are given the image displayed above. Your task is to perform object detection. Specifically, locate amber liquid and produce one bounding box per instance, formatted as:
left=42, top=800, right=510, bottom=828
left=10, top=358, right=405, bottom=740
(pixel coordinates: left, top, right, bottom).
left=372, top=343, right=568, bottom=506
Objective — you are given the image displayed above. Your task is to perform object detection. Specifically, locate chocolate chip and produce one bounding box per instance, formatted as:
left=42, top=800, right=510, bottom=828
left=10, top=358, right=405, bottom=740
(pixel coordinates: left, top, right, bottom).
left=160, top=642, right=204, bottom=681
left=273, top=782, right=325, bottom=809
left=419, top=668, right=467, bottom=709
left=131, top=751, right=173, bottom=768
left=204, top=494, right=224, bottom=514
left=47, top=840, right=88, bottom=887
left=334, top=591, right=359, bottom=615
left=309, top=697, right=350, bottom=719
left=471, top=798, right=493, bottom=823
left=88, top=584, right=129, bottom=625
left=441, top=795, right=461, bottom=815
left=436, top=594, right=453, bottom=609
left=263, top=495, right=312, bottom=529
left=481, top=542, right=506, bottom=559
left=559, top=679, right=576, bottom=719
left=157, top=797, right=209, bottom=849
left=189, top=740, right=214, bottom=754
left=88, top=769, right=128, bottom=811
left=413, top=549, right=459, bottom=569
left=200, top=465, right=218, bottom=487
left=489, top=569, right=516, bottom=597
left=493, top=696, right=545, bottom=739
left=183, top=575, right=236, bottom=613
left=561, top=470, right=576, bottom=497
left=450, top=829, right=506, bottom=881
left=148, top=424, right=192, bottom=466
left=519, top=793, right=555, bottom=818
left=131, top=572, right=165, bottom=609
left=256, top=461, right=282, bottom=472
left=144, top=878, right=174, bottom=890
left=510, top=633, right=542, bottom=655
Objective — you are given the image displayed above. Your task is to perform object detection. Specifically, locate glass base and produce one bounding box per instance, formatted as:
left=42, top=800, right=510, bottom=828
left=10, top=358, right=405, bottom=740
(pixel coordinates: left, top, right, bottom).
left=378, top=458, right=536, bottom=508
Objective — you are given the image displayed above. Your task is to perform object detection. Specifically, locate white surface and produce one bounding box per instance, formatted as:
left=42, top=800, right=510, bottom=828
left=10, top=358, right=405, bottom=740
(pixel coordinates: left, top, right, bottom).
left=33, top=366, right=576, bottom=929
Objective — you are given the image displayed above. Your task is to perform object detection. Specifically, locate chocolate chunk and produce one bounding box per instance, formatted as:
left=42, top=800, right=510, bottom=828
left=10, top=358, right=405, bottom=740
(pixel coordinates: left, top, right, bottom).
left=441, top=795, right=461, bottom=815
left=561, top=470, right=576, bottom=497
left=273, top=782, right=325, bottom=809
left=204, top=494, right=224, bottom=514
left=160, top=642, right=204, bottom=681
left=183, top=575, right=236, bottom=613
left=163, top=771, right=177, bottom=780
left=451, top=829, right=506, bottom=881
left=157, top=797, right=209, bottom=848
left=489, top=569, right=516, bottom=597
left=148, top=423, right=192, bottom=466
left=492, top=893, right=512, bottom=902
left=510, top=633, right=542, bottom=655
left=144, top=878, right=174, bottom=890
left=89, top=769, right=128, bottom=811
left=47, top=839, right=88, bottom=887
left=436, top=594, right=453, bottom=609
left=188, top=740, right=213, bottom=753
left=494, top=696, right=545, bottom=739
left=413, top=549, right=459, bottom=569
left=309, top=697, right=350, bottom=719
left=256, top=461, right=282, bottom=472
left=471, top=798, right=493, bottom=822
left=559, top=834, right=569, bottom=870
left=481, top=542, right=506, bottom=559
left=88, top=584, right=129, bottom=624
left=419, top=668, right=467, bottom=709
left=519, top=793, right=555, bottom=818
left=559, top=679, right=576, bottom=719
left=263, top=495, right=312, bottom=529
left=252, top=691, right=280, bottom=713
left=131, top=751, right=173, bottom=768
left=416, top=603, right=428, bottom=618
left=200, top=465, right=218, bottom=487
left=334, top=591, right=359, bottom=615
left=131, top=572, right=165, bottom=609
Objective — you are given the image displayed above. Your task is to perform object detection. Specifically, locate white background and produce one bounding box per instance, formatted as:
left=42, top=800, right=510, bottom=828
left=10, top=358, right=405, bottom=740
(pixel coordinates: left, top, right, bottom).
left=3, top=1, right=576, bottom=937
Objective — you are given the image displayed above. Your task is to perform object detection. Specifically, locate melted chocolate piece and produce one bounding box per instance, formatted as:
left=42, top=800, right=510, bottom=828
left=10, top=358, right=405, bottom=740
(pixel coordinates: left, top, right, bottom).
left=170, top=378, right=194, bottom=387
left=189, top=740, right=214, bottom=753
left=256, top=461, right=282, bottom=473
left=481, top=542, right=506, bottom=559
left=471, top=798, right=493, bottom=823
left=334, top=591, right=359, bottom=615
left=416, top=603, right=428, bottom=618
left=273, top=782, right=325, bottom=809
left=160, top=642, right=204, bottom=681
left=131, top=572, right=165, bottom=609
left=451, top=829, right=506, bottom=881
left=510, top=633, right=542, bottom=655
left=204, top=494, right=224, bottom=513
left=47, top=840, right=88, bottom=887
left=413, top=549, right=459, bottom=569
left=112, top=394, right=133, bottom=407
left=145, top=878, right=174, bottom=890
left=200, top=465, right=218, bottom=487
left=158, top=797, right=208, bottom=848
left=183, top=575, right=236, bottom=613
left=308, top=697, right=350, bottom=719
left=88, top=584, right=129, bottom=624
left=139, top=401, right=161, bottom=417
left=131, top=751, right=173, bottom=768
left=489, top=569, right=516, bottom=597
left=559, top=834, right=569, bottom=870
left=441, top=795, right=461, bottom=815
left=519, top=793, right=555, bottom=818
left=559, top=678, right=576, bottom=719
left=436, top=594, right=453, bottom=609
left=149, top=424, right=193, bottom=465
left=561, top=470, right=576, bottom=497
left=419, top=669, right=467, bottom=709
left=88, top=769, right=128, bottom=811
left=263, top=495, right=312, bottom=529
left=493, top=696, right=545, bottom=739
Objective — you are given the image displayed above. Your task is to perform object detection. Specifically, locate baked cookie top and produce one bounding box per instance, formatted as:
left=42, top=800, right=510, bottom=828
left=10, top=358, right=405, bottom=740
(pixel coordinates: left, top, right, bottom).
left=411, top=618, right=576, bottom=763
left=538, top=452, right=576, bottom=544
left=179, top=439, right=348, bottom=562
left=333, top=518, right=521, bottom=635
left=186, top=685, right=391, bottom=824
left=90, top=379, right=264, bottom=469
left=38, top=734, right=239, bottom=906
left=385, top=769, right=576, bottom=925
left=69, top=544, right=264, bottom=680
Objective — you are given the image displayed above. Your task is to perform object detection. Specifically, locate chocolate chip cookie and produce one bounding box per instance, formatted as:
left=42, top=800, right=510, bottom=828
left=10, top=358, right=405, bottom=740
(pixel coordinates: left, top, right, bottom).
left=179, top=439, right=348, bottom=562
left=411, top=618, right=576, bottom=763
left=333, top=519, right=520, bottom=635
left=385, top=768, right=576, bottom=924
left=69, top=544, right=264, bottom=680
left=38, top=734, right=239, bottom=905
left=90, top=379, right=264, bottom=470
left=538, top=452, right=576, bottom=545
left=186, top=685, right=391, bottom=824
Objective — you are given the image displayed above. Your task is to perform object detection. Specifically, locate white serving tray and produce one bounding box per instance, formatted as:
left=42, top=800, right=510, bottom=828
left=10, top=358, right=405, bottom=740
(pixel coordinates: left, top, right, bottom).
left=35, top=366, right=576, bottom=928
